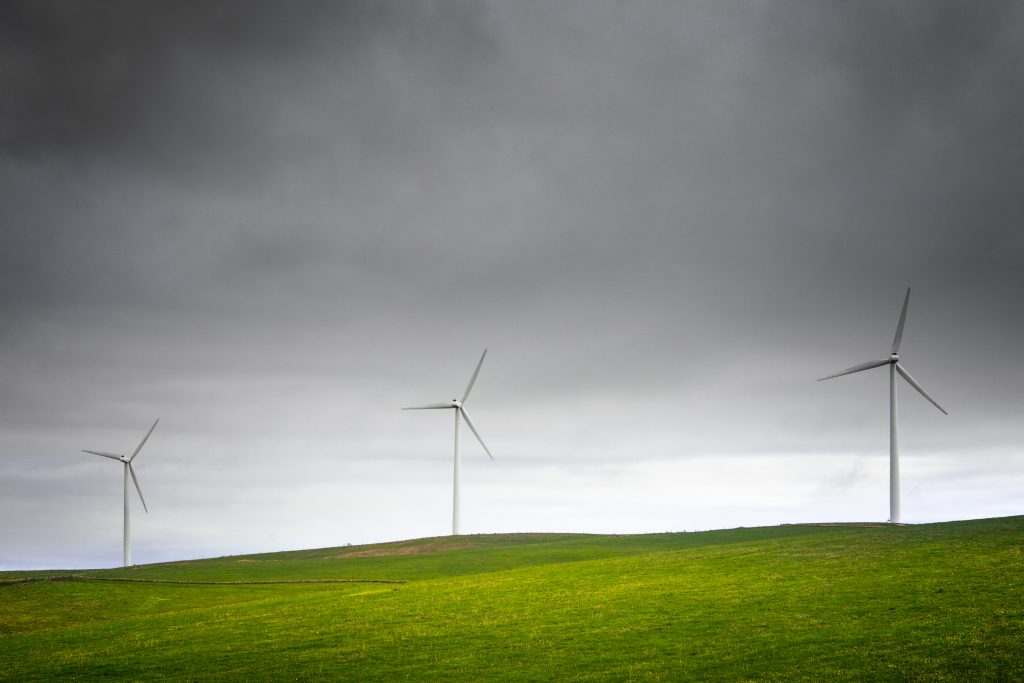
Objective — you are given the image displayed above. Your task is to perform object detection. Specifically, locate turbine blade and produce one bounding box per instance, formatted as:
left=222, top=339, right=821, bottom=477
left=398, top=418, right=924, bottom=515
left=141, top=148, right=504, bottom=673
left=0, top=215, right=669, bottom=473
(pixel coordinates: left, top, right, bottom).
left=401, top=402, right=454, bottom=410
left=130, top=418, right=160, bottom=461
left=129, top=462, right=148, bottom=513
left=461, top=349, right=487, bottom=404
left=895, top=363, right=948, bottom=415
left=817, top=359, right=890, bottom=381
left=83, top=450, right=123, bottom=461
left=459, top=407, right=493, bottom=460
left=891, top=287, right=911, bottom=354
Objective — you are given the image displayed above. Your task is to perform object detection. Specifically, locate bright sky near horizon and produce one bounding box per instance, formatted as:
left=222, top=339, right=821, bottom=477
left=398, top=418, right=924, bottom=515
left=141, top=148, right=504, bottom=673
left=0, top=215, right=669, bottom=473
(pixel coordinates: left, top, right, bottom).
left=2, top=1, right=1023, bottom=569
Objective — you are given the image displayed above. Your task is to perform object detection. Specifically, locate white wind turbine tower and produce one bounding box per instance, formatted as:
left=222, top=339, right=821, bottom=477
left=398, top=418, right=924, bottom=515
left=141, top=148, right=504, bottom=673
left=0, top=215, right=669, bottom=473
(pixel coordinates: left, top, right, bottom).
left=403, top=350, right=493, bottom=536
left=83, top=418, right=159, bottom=566
left=819, top=288, right=947, bottom=523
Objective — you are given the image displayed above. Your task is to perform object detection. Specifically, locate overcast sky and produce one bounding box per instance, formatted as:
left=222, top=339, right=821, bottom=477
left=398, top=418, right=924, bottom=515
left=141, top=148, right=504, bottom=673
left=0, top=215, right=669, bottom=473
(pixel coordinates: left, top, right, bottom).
left=2, top=1, right=1022, bottom=569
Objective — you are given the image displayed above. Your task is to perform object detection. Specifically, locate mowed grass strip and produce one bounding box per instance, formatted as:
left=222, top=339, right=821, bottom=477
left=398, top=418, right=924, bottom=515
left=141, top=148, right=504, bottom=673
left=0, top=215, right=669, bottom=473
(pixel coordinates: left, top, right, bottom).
left=2, top=517, right=1022, bottom=681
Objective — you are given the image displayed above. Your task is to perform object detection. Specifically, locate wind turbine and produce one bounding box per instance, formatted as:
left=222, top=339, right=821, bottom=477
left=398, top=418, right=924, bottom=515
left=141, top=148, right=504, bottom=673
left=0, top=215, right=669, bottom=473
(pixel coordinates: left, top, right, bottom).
left=403, top=349, right=493, bottom=536
left=83, top=418, right=159, bottom=566
left=818, top=288, right=946, bottom=523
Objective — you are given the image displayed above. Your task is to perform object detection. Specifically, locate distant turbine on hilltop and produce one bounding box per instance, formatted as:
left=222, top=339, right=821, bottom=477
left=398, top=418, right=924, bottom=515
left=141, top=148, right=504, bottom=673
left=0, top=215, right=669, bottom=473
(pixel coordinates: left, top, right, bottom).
left=819, top=288, right=947, bottom=523
left=403, top=349, right=493, bottom=536
left=83, top=418, right=159, bottom=566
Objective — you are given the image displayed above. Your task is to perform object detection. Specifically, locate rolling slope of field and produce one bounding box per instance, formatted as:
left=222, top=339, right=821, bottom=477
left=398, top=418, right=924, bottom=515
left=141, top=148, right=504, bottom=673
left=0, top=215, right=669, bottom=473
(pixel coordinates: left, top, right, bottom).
left=2, top=517, right=1022, bottom=681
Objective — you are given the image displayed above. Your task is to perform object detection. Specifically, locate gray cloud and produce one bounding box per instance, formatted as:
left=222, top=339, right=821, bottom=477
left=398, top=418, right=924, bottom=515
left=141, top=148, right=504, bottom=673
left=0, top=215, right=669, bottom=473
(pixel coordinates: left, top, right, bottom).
left=2, top=1, right=1022, bottom=568
left=0, top=1, right=496, bottom=159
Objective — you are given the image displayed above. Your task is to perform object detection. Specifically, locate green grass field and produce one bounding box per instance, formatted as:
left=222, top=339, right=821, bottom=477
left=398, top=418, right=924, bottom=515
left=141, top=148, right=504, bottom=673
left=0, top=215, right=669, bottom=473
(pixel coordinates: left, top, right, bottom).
left=2, top=517, right=1022, bottom=681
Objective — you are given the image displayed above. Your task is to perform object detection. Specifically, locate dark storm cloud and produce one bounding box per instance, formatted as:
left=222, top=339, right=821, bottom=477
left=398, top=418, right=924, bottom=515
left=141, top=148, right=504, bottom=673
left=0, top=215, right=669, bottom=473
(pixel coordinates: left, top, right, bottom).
left=1, top=1, right=324, bottom=157
left=0, top=0, right=495, bottom=162
left=755, top=0, right=1024, bottom=284
left=3, top=0, right=1021, bottom=408
left=779, top=1, right=1022, bottom=125
left=0, top=0, right=499, bottom=317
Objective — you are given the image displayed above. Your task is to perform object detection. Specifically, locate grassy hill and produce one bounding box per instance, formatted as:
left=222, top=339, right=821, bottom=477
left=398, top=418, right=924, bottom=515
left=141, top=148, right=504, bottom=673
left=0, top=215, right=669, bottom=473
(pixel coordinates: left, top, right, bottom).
left=2, top=517, right=1022, bottom=681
